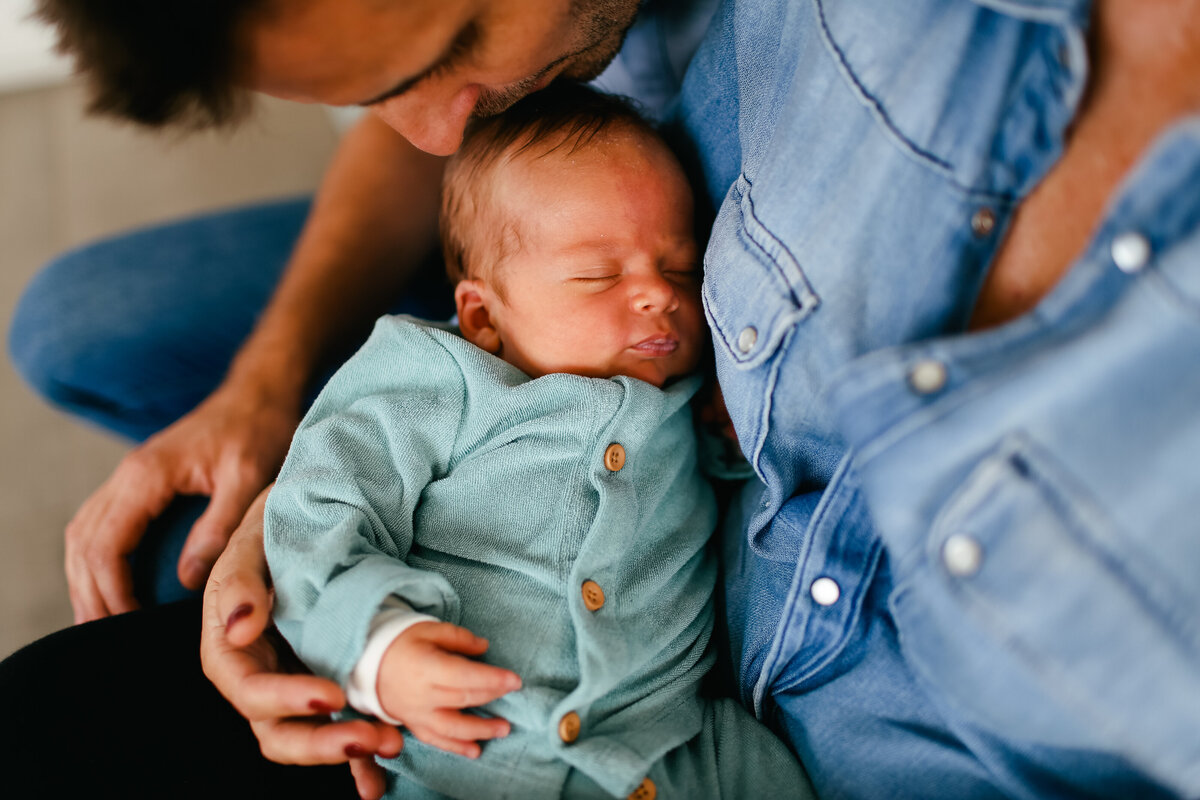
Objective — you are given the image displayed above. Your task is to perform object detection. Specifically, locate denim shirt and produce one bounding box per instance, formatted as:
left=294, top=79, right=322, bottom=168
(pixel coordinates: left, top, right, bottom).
left=677, top=0, right=1200, bottom=797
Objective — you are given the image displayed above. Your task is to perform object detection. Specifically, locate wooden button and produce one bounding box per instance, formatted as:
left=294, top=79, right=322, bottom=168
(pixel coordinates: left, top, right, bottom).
left=581, top=580, right=606, bottom=611
left=604, top=443, right=626, bottom=472
left=628, top=777, right=656, bottom=800
left=558, top=711, right=581, bottom=743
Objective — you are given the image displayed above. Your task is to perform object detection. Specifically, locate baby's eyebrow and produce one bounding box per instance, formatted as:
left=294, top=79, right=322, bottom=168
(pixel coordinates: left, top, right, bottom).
left=561, top=239, right=621, bottom=255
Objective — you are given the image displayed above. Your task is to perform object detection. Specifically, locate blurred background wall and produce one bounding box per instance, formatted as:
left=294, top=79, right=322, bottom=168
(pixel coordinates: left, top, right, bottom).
left=0, top=0, right=341, bottom=656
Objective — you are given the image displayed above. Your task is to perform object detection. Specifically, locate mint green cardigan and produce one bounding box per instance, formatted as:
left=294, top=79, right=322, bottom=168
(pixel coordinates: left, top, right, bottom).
left=266, top=317, right=718, bottom=798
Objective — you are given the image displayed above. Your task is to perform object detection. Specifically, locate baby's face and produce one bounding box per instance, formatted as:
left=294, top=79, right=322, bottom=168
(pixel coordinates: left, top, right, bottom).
left=477, top=131, right=705, bottom=387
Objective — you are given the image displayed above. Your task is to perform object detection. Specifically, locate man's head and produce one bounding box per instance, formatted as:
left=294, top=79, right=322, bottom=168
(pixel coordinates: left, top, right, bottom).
left=443, top=84, right=705, bottom=388
left=34, top=0, right=257, bottom=126
left=37, top=0, right=640, bottom=154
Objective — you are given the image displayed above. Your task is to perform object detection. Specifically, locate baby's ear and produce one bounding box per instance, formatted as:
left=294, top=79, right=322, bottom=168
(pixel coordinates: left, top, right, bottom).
left=455, top=279, right=502, bottom=354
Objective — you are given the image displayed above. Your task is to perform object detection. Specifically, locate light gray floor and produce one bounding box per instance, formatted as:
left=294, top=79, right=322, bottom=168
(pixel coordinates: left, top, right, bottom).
left=0, top=81, right=339, bottom=658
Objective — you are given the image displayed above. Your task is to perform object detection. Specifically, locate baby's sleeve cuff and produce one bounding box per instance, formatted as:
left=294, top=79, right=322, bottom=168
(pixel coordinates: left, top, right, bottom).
left=346, top=596, right=438, bottom=725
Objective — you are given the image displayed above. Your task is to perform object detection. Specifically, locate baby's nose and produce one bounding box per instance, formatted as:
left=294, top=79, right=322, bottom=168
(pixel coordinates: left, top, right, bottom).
left=632, top=275, right=679, bottom=313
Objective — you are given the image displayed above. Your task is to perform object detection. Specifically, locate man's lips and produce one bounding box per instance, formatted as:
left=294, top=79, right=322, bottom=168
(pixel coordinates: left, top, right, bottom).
left=630, top=335, right=680, bottom=356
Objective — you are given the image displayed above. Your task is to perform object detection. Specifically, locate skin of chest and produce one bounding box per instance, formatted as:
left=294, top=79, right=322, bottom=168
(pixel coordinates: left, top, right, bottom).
left=970, top=0, right=1200, bottom=330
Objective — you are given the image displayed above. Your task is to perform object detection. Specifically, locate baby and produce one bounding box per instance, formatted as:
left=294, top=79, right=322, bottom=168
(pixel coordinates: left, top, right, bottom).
left=265, top=84, right=811, bottom=799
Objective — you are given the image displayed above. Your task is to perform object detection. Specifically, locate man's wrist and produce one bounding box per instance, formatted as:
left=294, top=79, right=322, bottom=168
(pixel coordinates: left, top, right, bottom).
left=220, top=338, right=314, bottom=415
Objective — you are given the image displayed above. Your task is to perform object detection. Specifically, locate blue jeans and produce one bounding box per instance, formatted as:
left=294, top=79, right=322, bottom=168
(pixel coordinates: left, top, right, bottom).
left=8, top=198, right=455, bottom=605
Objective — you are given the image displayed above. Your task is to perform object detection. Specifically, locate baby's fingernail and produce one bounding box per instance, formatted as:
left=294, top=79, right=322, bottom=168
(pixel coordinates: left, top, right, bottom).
left=309, top=700, right=336, bottom=715
left=379, top=742, right=403, bottom=758
left=226, top=603, right=253, bottom=629
left=507, top=674, right=522, bottom=690
left=345, top=744, right=373, bottom=759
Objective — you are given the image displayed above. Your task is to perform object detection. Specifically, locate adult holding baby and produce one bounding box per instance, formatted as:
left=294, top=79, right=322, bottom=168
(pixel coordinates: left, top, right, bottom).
left=5, top=0, right=1200, bottom=799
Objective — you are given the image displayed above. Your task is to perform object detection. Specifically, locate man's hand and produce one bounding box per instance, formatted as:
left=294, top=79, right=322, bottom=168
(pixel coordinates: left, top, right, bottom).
left=378, top=622, right=522, bottom=759
left=65, top=112, right=446, bottom=626
left=65, top=380, right=299, bottom=623
left=202, top=490, right=404, bottom=800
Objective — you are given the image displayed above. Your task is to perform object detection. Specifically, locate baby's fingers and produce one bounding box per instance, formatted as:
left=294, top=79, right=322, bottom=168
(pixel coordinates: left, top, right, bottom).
left=407, top=725, right=485, bottom=759
left=429, top=679, right=522, bottom=710
left=428, top=651, right=522, bottom=698
left=422, top=622, right=492, bottom=656
left=427, top=708, right=512, bottom=743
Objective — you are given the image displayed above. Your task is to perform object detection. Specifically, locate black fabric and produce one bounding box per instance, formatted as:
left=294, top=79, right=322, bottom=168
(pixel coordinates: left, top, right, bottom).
left=0, top=599, right=358, bottom=799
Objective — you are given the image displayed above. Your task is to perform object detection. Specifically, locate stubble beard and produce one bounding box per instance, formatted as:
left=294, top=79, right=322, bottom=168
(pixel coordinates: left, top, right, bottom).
left=473, top=0, right=639, bottom=117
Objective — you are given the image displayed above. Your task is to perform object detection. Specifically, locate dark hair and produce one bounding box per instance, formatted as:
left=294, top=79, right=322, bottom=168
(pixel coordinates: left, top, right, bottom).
left=35, top=0, right=262, bottom=127
left=441, top=81, right=660, bottom=285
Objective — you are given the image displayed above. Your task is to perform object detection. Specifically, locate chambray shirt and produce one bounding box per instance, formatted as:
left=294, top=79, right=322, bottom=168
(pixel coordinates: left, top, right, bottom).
left=266, top=319, right=717, bottom=799
left=676, top=0, right=1200, bottom=798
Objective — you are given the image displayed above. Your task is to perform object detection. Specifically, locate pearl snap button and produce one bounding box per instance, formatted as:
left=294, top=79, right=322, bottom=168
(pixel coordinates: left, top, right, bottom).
left=1111, top=232, right=1151, bottom=273
left=943, top=534, right=984, bottom=577
left=971, top=208, right=996, bottom=237
left=737, top=326, right=758, bottom=354
left=810, top=577, right=841, bottom=606
left=908, top=359, right=948, bottom=395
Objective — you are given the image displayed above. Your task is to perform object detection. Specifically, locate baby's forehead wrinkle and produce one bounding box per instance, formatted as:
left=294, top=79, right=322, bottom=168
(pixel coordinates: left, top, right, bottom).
left=561, top=237, right=619, bottom=253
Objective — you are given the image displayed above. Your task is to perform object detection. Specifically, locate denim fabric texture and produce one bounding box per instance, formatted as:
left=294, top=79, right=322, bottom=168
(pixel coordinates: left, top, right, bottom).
left=10, top=0, right=1199, bottom=796
left=591, top=0, right=719, bottom=122
left=678, top=0, right=1200, bottom=797
left=9, top=199, right=315, bottom=442
left=6, top=200, right=454, bottom=605
left=265, top=317, right=812, bottom=799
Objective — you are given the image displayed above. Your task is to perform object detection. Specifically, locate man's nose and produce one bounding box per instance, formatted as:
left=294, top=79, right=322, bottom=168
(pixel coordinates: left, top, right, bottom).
left=372, top=83, right=481, bottom=156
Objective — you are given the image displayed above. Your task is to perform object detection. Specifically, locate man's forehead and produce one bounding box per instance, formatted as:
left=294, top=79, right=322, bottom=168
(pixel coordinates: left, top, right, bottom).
left=240, top=0, right=475, bottom=103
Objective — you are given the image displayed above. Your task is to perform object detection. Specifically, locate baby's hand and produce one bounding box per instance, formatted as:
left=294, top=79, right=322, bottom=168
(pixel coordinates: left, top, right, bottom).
left=377, top=621, right=522, bottom=758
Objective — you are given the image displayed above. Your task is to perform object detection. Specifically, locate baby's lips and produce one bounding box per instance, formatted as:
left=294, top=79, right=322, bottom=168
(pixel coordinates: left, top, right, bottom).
left=631, top=335, right=679, bottom=355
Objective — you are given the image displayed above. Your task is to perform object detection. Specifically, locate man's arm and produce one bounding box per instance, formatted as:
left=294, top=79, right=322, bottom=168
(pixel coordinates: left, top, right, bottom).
left=65, top=113, right=447, bottom=622
left=223, top=112, right=447, bottom=417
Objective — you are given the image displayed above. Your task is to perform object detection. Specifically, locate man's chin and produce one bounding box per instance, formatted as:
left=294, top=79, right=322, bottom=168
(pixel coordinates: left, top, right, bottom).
left=561, top=52, right=615, bottom=84
left=564, top=8, right=638, bottom=82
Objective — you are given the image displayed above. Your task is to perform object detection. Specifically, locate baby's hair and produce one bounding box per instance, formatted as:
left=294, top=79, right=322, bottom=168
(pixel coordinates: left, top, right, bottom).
left=440, top=82, right=661, bottom=287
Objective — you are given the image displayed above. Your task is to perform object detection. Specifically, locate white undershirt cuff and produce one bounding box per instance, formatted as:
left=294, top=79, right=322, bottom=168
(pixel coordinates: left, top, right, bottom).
left=346, top=596, right=438, bottom=725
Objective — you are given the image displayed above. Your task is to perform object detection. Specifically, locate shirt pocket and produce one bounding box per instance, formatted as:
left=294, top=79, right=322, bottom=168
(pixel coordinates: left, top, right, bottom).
left=703, top=173, right=819, bottom=468
left=704, top=174, right=818, bottom=368
left=815, top=0, right=1079, bottom=198
left=889, top=433, right=1200, bottom=792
